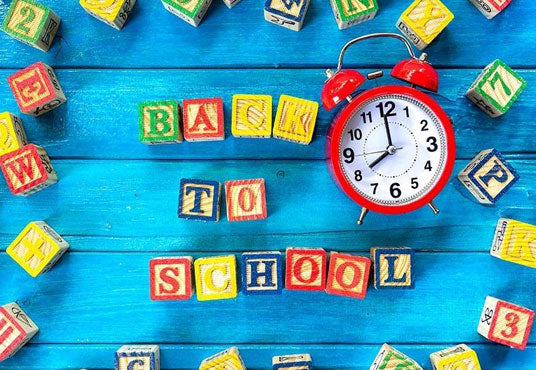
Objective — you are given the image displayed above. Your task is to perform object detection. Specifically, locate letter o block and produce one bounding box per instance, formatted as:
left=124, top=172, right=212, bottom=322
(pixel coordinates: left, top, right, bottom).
left=326, top=252, right=370, bottom=299
left=225, top=178, right=267, bottom=222
left=149, top=257, right=193, bottom=300
left=194, top=255, right=238, bottom=301
left=285, top=248, right=327, bottom=291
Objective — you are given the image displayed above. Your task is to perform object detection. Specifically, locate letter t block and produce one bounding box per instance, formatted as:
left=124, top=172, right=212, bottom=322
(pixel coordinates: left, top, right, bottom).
left=241, top=251, right=283, bottom=295
left=194, top=255, right=238, bottom=301
left=371, top=247, right=414, bottom=289
left=149, top=256, right=193, bottom=300
left=285, top=248, right=327, bottom=291
left=178, top=178, right=222, bottom=222
left=326, top=252, right=370, bottom=299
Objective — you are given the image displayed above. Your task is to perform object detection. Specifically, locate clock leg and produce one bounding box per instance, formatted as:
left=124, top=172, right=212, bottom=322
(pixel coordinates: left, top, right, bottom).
left=428, top=201, right=440, bottom=215
left=357, top=207, right=369, bottom=225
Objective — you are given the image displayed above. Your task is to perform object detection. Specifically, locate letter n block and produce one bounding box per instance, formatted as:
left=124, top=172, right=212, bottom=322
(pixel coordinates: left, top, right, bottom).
left=0, top=302, right=39, bottom=362
left=273, top=95, right=318, bottom=145
left=326, top=252, right=370, bottom=299
left=491, top=218, right=536, bottom=269
left=369, top=344, right=423, bottom=370
left=273, top=354, right=312, bottom=370
left=80, top=0, right=137, bottom=30
left=241, top=251, right=282, bottom=295
left=0, top=112, right=27, bottom=156
left=430, top=344, right=481, bottom=370
left=8, top=62, right=66, bottom=116
left=329, top=0, right=378, bottom=30
left=178, top=178, right=221, bottom=221
left=468, top=0, right=512, bottom=19
left=160, top=0, right=212, bottom=27
left=0, top=144, right=57, bottom=196
left=371, top=247, right=414, bottom=289
left=477, top=296, right=534, bottom=350
left=200, top=347, right=246, bottom=370
left=264, top=0, right=310, bottom=31
left=150, top=257, right=193, bottom=300
left=225, top=178, right=267, bottom=222
left=194, top=255, right=238, bottom=301
left=232, top=94, right=272, bottom=138
left=115, top=345, right=160, bottom=370
left=285, top=248, right=326, bottom=291
left=458, top=149, right=519, bottom=204
left=183, top=98, right=224, bottom=141
left=139, top=100, right=183, bottom=144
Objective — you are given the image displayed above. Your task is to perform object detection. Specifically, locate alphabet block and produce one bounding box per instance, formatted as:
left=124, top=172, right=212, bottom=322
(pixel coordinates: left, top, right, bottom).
left=264, top=0, right=310, bottom=31
left=477, top=296, right=534, bottom=350
left=468, top=0, right=512, bottom=19
left=241, top=251, right=282, bottom=295
left=369, top=344, right=423, bottom=370
left=6, top=221, right=69, bottom=277
left=430, top=344, right=481, bottom=370
left=183, top=98, right=224, bottom=141
left=396, top=0, right=454, bottom=50
left=326, top=252, right=370, bottom=299
left=273, top=354, right=312, bottom=370
left=466, top=60, right=526, bottom=117
left=138, top=100, right=183, bottom=144
left=1, top=0, right=60, bottom=52
left=231, top=94, right=272, bottom=138
left=0, top=144, right=57, bottom=196
left=80, top=0, right=136, bottom=30
left=285, top=248, right=327, bottom=291
left=0, top=112, right=27, bottom=156
left=194, top=255, right=238, bottom=301
left=329, top=0, right=378, bottom=30
left=371, top=247, right=414, bottom=289
left=199, top=347, right=246, bottom=370
left=178, top=178, right=221, bottom=222
left=225, top=178, right=267, bottom=222
left=8, top=62, right=66, bottom=116
left=0, top=302, right=39, bottom=362
left=223, top=0, right=242, bottom=8
left=150, top=256, right=194, bottom=300
left=161, top=0, right=213, bottom=27
left=491, top=218, right=536, bottom=269
left=273, top=95, right=318, bottom=145
left=458, top=149, right=519, bottom=204
left=115, top=345, right=160, bottom=370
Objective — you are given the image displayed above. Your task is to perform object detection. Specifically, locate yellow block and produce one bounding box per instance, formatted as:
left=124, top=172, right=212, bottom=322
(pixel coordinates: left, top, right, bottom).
left=273, top=95, right=318, bottom=145
left=79, top=0, right=124, bottom=22
left=400, top=0, right=454, bottom=44
left=199, top=347, right=246, bottom=370
left=492, top=219, right=536, bottom=268
left=231, top=94, right=272, bottom=138
left=194, top=255, right=237, bottom=301
left=0, top=112, right=27, bottom=156
left=431, top=344, right=481, bottom=370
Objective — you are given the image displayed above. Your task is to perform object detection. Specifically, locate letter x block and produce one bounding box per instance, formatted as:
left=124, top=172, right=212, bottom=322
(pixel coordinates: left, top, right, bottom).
left=371, top=247, right=414, bottom=289
left=8, top=62, right=66, bottom=117
left=80, top=0, right=137, bottom=30
left=225, top=178, right=267, bottom=222
left=178, top=178, right=221, bottom=221
left=329, top=0, right=378, bottom=30
left=194, top=255, right=238, bottom=301
left=285, top=248, right=327, bottom=291
left=161, top=0, right=213, bottom=27
left=138, top=100, right=183, bottom=144
left=115, top=345, right=160, bottom=370
left=264, top=0, right=310, bottom=31
left=458, top=149, right=519, bottom=204
left=232, top=94, right=272, bottom=138
left=326, top=252, right=370, bottom=299
left=200, top=347, right=246, bottom=370
left=468, top=0, right=512, bottom=19
left=396, top=0, right=454, bottom=50
left=430, top=344, right=481, bottom=370
left=1, top=0, right=60, bottom=52
left=241, top=251, right=283, bottom=295
left=0, top=144, right=57, bottom=196
left=369, top=344, right=423, bottom=370
left=273, top=95, right=318, bottom=145
left=491, top=218, right=536, bottom=269
left=183, top=98, right=224, bottom=142
left=150, top=256, right=194, bottom=300
left=477, top=296, right=534, bottom=350
left=0, top=302, right=39, bottom=362
left=0, top=112, right=27, bottom=157
left=273, top=354, right=312, bottom=370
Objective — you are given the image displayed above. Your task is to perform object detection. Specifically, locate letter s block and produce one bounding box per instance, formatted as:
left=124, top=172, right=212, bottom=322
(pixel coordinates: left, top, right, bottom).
left=0, top=112, right=28, bottom=156
left=194, top=255, right=238, bottom=301
left=232, top=94, right=272, bottom=138
left=285, top=248, right=327, bottom=291
left=273, top=95, right=318, bottom=145
left=429, top=344, right=481, bottom=370
left=139, top=100, right=183, bottom=144
left=326, top=252, right=370, bottom=299
left=150, top=256, right=193, bottom=300
left=80, top=0, right=137, bottom=30
left=225, top=178, right=267, bottom=222
left=0, top=302, right=39, bottom=362
left=491, top=218, right=536, bottom=269
left=371, top=247, right=414, bottom=289
left=178, top=178, right=222, bottom=222
left=115, top=345, right=160, bottom=370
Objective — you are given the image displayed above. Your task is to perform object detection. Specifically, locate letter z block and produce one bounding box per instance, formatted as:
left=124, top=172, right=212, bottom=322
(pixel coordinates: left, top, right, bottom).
left=491, top=218, right=536, bottom=269
left=80, top=0, right=137, bottom=30
left=241, top=251, right=282, bottom=295
left=458, top=149, right=519, bottom=204
left=273, top=95, right=318, bottom=145
left=225, top=178, right=267, bottom=222
left=430, top=344, right=481, bottom=370
left=396, top=0, right=454, bottom=50
left=285, top=248, right=327, bottom=291
left=232, top=94, right=272, bottom=138
left=369, top=344, right=423, bottom=370
left=139, top=100, right=183, bottom=144
left=115, top=345, right=160, bottom=370
left=0, top=144, right=57, bottom=196
left=200, top=347, right=246, bottom=370
left=6, top=221, right=69, bottom=277
left=8, top=62, right=66, bottom=117
left=264, top=0, right=310, bottom=31
left=0, top=112, right=27, bottom=156
left=468, top=0, right=512, bottom=19
left=178, top=178, right=221, bottom=221
left=329, top=0, right=378, bottom=30
left=273, top=354, right=312, bottom=370
left=0, top=302, right=39, bottom=362
left=183, top=98, right=224, bottom=141
left=326, top=252, right=370, bottom=299
left=161, top=0, right=213, bottom=27
left=466, top=60, right=526, bottom=117
left=150, top=256, right=194, bottom=300
left=477, top=296, right=534, bottom=350
left=194, top=255, right=237, bottom=301
left=1, top=0, right=60, bottom=52
left=371, top=247, right=414, bottom=289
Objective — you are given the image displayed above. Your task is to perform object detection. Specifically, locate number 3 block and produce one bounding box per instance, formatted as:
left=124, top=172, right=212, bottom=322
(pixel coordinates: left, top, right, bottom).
left=491, top=218, right=536, bottom=269
left=477, top=296, right=534, bottom=350
left=80, top=0, right=137, bottom=30
left=225, top=178, right=267, bottom=222
left=0, top=302, right=39, bottom=362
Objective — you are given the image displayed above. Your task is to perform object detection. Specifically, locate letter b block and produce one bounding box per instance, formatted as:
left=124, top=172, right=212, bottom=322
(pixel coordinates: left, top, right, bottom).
left=285, top=248, right=327, bottom=291
left=225, top=178, right=267, bottom=222
left=273, top=95, right=318, bottom=145
left=491, top=218, right=536, bottom=269
left=149, top=256, right=193, bottom=300
left=430, top=344, right=481, bottom=370
left=232, top=94, right=272, bottom=138
left=183, top=98, right=224, bottom=141
left=178, top=178, right=222, bottom=221
left=0, top=302, right=39, bottom=362
left=115, top=345, right=160, bottom=370
left=194, top=255, right=238, bottom=301
left=326, top=252, right=370, bottom=299
left=371, top=247, right=414, bottom=289
left=241, top=251, right=283, bottom=295
left=0, top=112, right=28, bottom=156
left=139, top=100, right=183, bottom=144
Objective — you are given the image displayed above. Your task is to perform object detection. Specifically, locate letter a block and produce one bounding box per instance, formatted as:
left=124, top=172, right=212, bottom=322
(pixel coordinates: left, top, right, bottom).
left=273, top=95, right=318, bottom=145
left=8, top=62, right=66, bottom=117
left=285, top=248, right=327, bottom=291
left=396, top=0, right=454, bottom=50
left=477, top=296, right=534, bottom=350
left=115, top=345, right=160, bottom=370
left=273, top=354, right=312, bottom=370
left=264, top=0, right=310, bottom=31
left=430, top=344, right=481, bottom=370
left=139, top=100, right=183, bottom=144
left=178, top=178, right=221, bottom=221
left=6, top=221, right=69, bottom=277
left=466, top=60, right=526, bottom=117
left=369, top=344, right=423, bottom=370
left=200, top=347, right=246, bottom=370
left=241, top=251, right=283, bottom=295
left=491, top=218, right=536, bottom=269
left=371, top=247, right=414, bottom=289
left=232, top=94, right=272, bottom=138
left=458, top=149, right=519, bottom=204
left=1, top=0, right=60, bottom=52
left=0, top=144, right=57, bottom=196
left=194, top=255, right=238, bottom=301
left=0, top=302, right=39, bottom=362
left=329, top=0, right=378, bottom=30
left=225, top=178, right=267, bottom=222
left=150, top=256, right=193, bottom=300
left=0, top=112, right=27, bottom=156
left=183, top=98, right=224, bottom=141
left=468, top=0, right=512, bottom=19
left=161, top=0, right=213, bottom=27
left=326, top=252, right=370, bottom=299
left=80, top=0, right=137, bottom=30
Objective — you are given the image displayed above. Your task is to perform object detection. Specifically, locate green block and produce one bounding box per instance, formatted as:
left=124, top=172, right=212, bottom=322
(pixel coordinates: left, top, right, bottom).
left=161, top=0, right=204, bottom=19
left=334, top=0, right=378, bottom=22
left=138, top=100, right=182, bottom=144
left=2, top=0, right=50, bottom=44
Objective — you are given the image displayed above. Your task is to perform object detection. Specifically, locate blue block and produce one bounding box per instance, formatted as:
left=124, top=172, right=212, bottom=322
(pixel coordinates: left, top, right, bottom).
left=264, top=0, right=310, bottom=30
left=114, top=345, right=160, bottom=370
left=241, top=251, right=283, bottom=295
left=273, top=354, right=313, bottom=370
left=178, top=178, right=221, bottom=222
left=372, top=247, right=415, bottom=289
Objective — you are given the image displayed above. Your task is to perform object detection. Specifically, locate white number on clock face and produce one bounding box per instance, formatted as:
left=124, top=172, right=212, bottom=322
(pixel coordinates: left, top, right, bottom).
left=339, top=94, right=448, bottom=205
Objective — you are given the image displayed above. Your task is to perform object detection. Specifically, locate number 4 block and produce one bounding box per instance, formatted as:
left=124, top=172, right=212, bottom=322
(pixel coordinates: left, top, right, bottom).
left=0, top=302, right=39, bottom=362
left=80, top=0, right=137, bottom=30
left=329, top=0, right=378, bottom=30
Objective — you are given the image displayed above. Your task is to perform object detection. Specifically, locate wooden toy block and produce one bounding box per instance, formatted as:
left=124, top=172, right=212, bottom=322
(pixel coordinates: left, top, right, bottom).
left=241, top=251, right=282, bottom=295
left=326, top=252, right=370, bottom=299
left=396, top=0, right=454, bottom=50
left=273, top=354, right=312, bottom=370
left=264, top=0, right=310, bottom=31
left=194, top=255, right=238, bottom=301
left=329, top=0, right=378, bottom=30
left=161, top=0, right=213, bottom=27
left=225, top=178, right=267, bottom=222
left=1, top=0, right=60, bottom=52
left=138, top=100, right=183, bottom=144
left=477, top=296, right=534, bottom=350
left=371, top=247, right=414, bottom=289
left=199, top=347, right=246, bottom=370
left=6, top=221, right=69, bottom=277
left=150, top=256, right=194, bottom=300
left=8, top=62, right=66, bottom=117
left=222, top=0, right=242, bottom=8
left=466, top=60, right=526, bottom=117
left=458, top=149, right=519, bottom=204
left=369, top=344, right=423, bottom=370
left=468, top=0, right=512, bottom=19
left=430, top=344, right=481, bottom=370
left=0, top=112, right=27, bottom=157
left=0, top=302, right=39, bottom=362
left=0, top=144, right=57, bottom=196
left=273, top=95, right=318, bottom=145
left=178, top=178, right=221, bottom=221
left=285, top=248, right=327, bottom=291
left=183, top=98, right=224, bottom=142
left=115, top=345, right=160, bottom=370
left=80, top=0, right=137, bottom=30
left=491, top=218, right=536, bottom=269
left=231, top=94, right=272, bottom=138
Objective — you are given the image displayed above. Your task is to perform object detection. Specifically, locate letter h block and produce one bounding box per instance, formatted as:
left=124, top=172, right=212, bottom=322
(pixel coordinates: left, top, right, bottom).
left=326, top=252, right=370, bottom=299
left=150, top=256, right=194, bottom=300
left=139, top=100, right=183, bottom=144
left=264, top=0, right=310, bottom=31
left=491, top=218, right=536, bottom=269
left=0, top=302, right=39, bottom=362
left=285, top=248, right=327, bottom=291
left=429, top=344, right=481, bottom=370
left=178, top=178, right=222, bottom=221
left=194, top=255, right=238, bottom=301
left=200, top=347, right=246, bottom=370
left=371, top=247, right=414, bottom=289
left=241, top=251, right=283, bottom=295
left=273, top=95, right=318, bottom=145
left=225, top=178, right=267, bottom=222
left=329, top=0, right=378, bottom=30
left=232, top=94, right=272, bottom=138
left=80, top=0, right=137, bottom=30
left=0, top=112, right=28, bottom=156
left=115, top=345, right=160, bottom=370
left=183, top=98, right=225, bottom=142
left=273, top=354, right=312, bottom=370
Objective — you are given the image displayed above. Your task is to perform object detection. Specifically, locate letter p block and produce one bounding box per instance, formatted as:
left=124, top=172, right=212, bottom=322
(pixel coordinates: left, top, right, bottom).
left=149, top=256, right=193, bottom=300
left=326, top=252, right=370, bottom=299
left=285, top=248, right=327, bottom=291
left=194, top=255, right=238, bottom=301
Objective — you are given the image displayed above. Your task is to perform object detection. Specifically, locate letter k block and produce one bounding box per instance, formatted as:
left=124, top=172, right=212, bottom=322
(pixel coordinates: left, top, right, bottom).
left=371, top=247, right=414, bottom=289
left=273, top=95, right=318, bottom=145
left=178, top=178, right=222, bottom=222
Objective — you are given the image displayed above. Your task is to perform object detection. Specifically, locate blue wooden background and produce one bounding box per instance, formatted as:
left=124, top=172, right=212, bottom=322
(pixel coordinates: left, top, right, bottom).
left=0, top=0, right=535, bottom=369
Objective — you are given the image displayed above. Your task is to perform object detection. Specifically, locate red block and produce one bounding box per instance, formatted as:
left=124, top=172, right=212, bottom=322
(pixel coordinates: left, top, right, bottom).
left=225, top=178, right=267, bottom=222
left=182, top=98, right=225, bottom=141
left=149, top=257, right=194, bottom=300
left=285, top=248, right=327, bottom=291
left=325, top=252, right=370, bottom=299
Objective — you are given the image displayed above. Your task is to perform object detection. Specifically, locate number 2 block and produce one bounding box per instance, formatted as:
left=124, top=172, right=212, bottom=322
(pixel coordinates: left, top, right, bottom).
left=225, top=178, right=267, bottom=222
left=273, top=95, right=318, bottom=145
left=0, top=302, right=39, bottom=362
left=264, top=0, right=310, bottom=31
left=468, top=0, right=512, bottom=19
left=491, top=218, right=536, bottom=269
left=80, top=0, right=137, bottom=30
left=149, top=256, right=194, bottom=300
left=329, top=0, right=378, bottom=30
left=477, top=296, right=534, bottom=350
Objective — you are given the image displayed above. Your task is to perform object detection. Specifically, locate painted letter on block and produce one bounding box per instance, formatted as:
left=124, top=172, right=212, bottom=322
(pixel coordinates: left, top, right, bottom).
left=242, top=251, right=282, bottom=295
left=0, top=112, right=27, bottom=156
left=273, top=95, right=318, bottom=145
left=178, top=178, right=221, bottom=222
left=139, top=100, right=182, bottom=144
left=430, top=344, right=481, bottom=370
left=194, top=255, right=238, bottom=301
left=225, top=178, right=267, bottom=221
left=0, top=302, right=39, bottom=362
left=369, top=343, right=423, bottom=370
left=371, top=247, right=414, bottom=289
left=150, top=257, right=193, bottom=300
left=115, top=345, right=160, bottom=370
left=80, top=0, right=137, bottom=30
left=183, top=98, right=224, bottom=141
left=491, top=218, right=536, bottom=269
left=285, top=248, right=327, bottom=291
left=326, top=252, right=370, bottom=299
left=199, top=347, right=246, bottom=370
left=232, top=94, right=272, bottom=138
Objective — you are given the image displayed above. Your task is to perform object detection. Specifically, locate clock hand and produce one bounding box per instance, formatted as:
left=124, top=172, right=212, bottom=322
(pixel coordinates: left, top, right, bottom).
left=356, top=147, right=403, bottom=157
left=369, top=151, right=389, bottom=169
left=383, top=116, right=393, bottom=146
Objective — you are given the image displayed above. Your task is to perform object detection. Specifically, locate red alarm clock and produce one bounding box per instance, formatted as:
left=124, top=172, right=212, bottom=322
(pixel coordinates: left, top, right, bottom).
left=322, top=33, right=455, bottom=225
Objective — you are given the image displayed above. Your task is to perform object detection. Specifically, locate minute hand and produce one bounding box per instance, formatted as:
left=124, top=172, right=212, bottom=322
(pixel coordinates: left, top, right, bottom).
left=383, top=116, right=393, bottom=146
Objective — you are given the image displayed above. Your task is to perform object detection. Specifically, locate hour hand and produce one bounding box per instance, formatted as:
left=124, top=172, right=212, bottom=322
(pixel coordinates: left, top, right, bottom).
left=369, top=151, right=389, bottom=169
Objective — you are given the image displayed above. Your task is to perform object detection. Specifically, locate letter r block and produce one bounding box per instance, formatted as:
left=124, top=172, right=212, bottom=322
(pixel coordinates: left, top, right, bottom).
left=178, top=178, right=222, bottom=221
left=241, top=251, right=283, bottom=295
left=139, top=100, right=183, bottom=144
left=273, top=95, right=318, bottom=145
left=183, top=98, right=224, bottom=142
left=115, top=345, right=160, bottom=370
left=285, top=248, right=327, bottom=291
left=326, top=252, right=370, bottom=299
left=149, top=256, right=193, bottom=300
left=371, top=247, right=414, bottom=289
left=232, top=94, right=272, bottom=138
left=225, top=178, right=267, bottom=222
left=194, top=255, right=238, bottom=301
left=0, top=302, right=39, bottom=362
